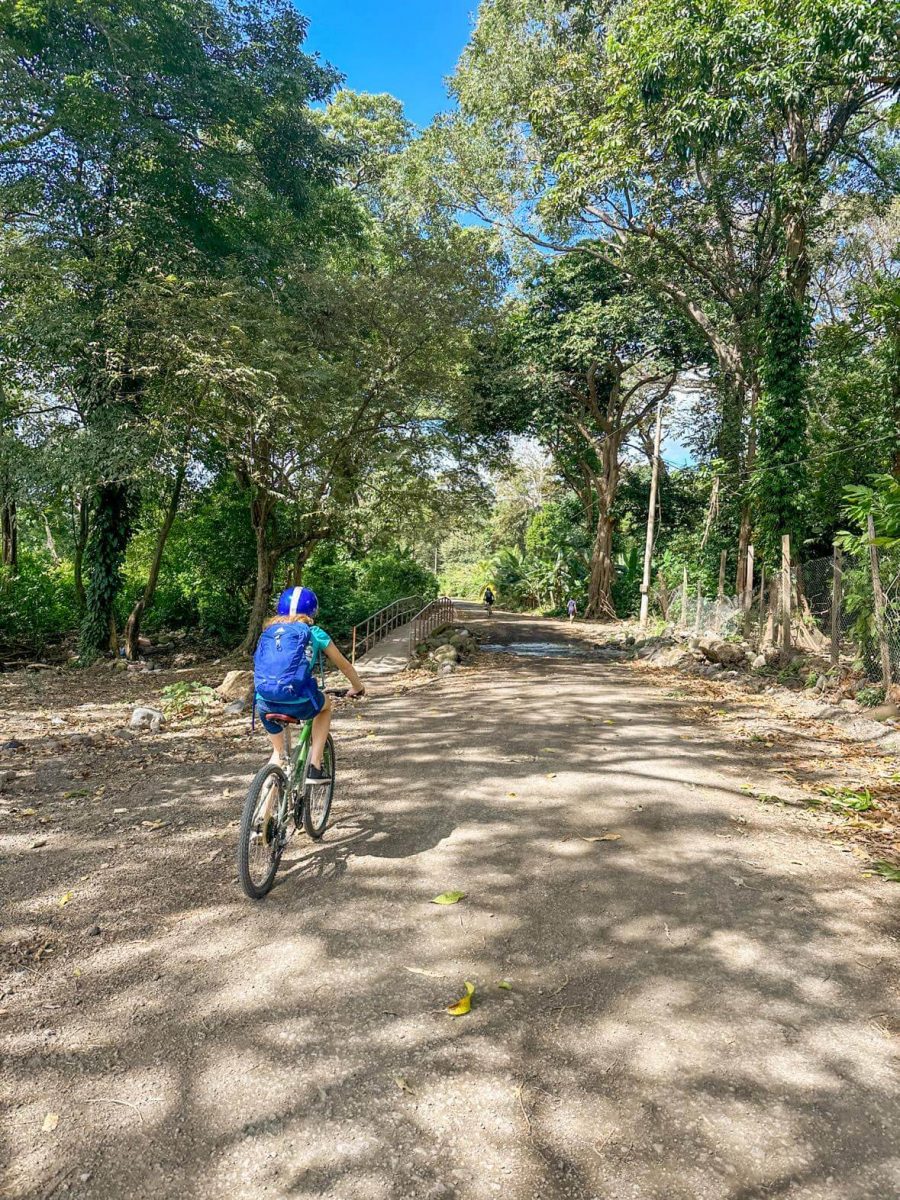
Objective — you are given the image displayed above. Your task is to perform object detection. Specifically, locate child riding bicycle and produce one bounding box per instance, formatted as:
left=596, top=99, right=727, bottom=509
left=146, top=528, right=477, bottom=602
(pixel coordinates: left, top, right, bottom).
left=254, top=586, right=365, bottom=782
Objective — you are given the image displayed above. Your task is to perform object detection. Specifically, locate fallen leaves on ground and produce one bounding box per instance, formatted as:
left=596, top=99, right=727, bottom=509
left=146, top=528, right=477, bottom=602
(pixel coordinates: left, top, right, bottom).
left=447, top=981, right=475, bottom=1016
left=497, top=980, right=512, bottom=990
left=580, top=833, right=621, bottom=843
left=42, top=1113, right=59, bottom=1132
left=394, top=1077, right=415, bottom=1094
left=431, top=891, right=466, bottom=905
left=58, top=892, right=73, bottom=907
left=404, top=966, right=443, bottom=978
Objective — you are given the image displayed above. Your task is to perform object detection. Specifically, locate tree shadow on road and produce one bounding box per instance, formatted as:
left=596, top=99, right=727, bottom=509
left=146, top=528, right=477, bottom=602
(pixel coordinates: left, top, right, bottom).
left=1, top=649, right=898, bottom=1200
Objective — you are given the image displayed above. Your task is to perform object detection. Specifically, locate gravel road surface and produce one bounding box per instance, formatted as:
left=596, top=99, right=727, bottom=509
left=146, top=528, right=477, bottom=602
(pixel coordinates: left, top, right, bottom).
left=2, top=604, right=898, bottom=1200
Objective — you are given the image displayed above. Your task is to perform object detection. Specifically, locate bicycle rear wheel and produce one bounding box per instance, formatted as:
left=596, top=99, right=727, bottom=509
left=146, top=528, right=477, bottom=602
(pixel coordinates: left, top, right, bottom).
left=302, top=735, right=335, bottom=840
left=238, top=764, right=286, bottom=899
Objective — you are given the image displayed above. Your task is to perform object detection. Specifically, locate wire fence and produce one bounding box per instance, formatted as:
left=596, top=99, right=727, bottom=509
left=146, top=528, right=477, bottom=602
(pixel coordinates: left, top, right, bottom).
left=658, top=542, right=900, bottom=688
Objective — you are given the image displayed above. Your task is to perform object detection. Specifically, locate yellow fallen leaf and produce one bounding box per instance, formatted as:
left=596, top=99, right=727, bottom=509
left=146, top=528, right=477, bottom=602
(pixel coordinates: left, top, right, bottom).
left=395, top=1076, right=415, bottom=1094
left=447, top=981, right=475, bottom=1016
left=58, top=892, right=74, bottom=907
left=42, top=1112, right=59, bottom=1132
left=141, top=819, right=167, bottom=829
left=506, top=791, right=517, bottom=798
left=403, top=966, right=443, bottom=979
left=431, top=891, right=466, bottom=905
left=604, top=720, right=615, bottom=725
left=497, top=980, right=512, bottom=990
left=546, top=773, right=557, bottom=779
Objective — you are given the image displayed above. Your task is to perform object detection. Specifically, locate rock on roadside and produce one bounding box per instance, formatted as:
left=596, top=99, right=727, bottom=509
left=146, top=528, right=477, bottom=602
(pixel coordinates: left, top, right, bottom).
left=129, top=708, right=166, bottom=734
left=215, top=670, right=255, bottom=702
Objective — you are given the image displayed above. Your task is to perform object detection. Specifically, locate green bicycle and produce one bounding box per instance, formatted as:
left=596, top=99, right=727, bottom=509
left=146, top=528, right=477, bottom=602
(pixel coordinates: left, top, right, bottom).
left=237, top=701, right=338, bottom=900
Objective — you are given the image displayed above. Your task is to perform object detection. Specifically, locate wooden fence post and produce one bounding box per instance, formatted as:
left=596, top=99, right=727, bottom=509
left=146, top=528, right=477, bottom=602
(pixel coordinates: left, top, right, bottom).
left=742, top=542, right=754, bottom=638
left=656, top=571, right=670, bottom=622
left=867, top=514, right=892, bottom=688
left=715, top=549, right=727, bottom=630
left=681, top=566, right=689, bottom=629
left=780, top=534, right=792, bottom=660
left=694, top=581, right=702, bottom=635
left=830, top=544, right=842, bottom=668
left=743, top=544, right=754, bottom=611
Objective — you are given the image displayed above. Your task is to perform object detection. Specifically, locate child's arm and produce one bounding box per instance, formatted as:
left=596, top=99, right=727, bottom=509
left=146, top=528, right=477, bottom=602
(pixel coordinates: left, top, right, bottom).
left=324, top=641, right=366, bottom=697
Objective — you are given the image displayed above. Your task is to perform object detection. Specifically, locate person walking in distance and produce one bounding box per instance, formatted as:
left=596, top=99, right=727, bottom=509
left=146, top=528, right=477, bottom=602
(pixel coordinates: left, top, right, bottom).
left=566, top=597, right=577, bottom=623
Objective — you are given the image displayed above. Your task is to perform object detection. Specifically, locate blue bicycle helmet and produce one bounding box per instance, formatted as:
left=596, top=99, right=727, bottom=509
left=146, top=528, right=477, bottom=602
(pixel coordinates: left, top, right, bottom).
left=276, top=586, right=318, bottom=618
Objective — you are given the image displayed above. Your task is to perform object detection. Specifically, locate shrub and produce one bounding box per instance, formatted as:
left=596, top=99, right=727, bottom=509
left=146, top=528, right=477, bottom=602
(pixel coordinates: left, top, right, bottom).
left=0, top=555, right=79, bottom=655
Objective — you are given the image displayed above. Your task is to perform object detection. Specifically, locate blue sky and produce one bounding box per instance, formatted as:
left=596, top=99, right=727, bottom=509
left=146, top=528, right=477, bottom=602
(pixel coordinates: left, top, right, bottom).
left=298, top=1, right=473, bottom=126
left=296, top=2, right=694, bottom=469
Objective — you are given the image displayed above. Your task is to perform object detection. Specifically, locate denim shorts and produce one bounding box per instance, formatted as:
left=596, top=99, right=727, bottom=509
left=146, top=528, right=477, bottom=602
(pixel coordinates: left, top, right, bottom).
left=256, top=690, right=325, bottom=735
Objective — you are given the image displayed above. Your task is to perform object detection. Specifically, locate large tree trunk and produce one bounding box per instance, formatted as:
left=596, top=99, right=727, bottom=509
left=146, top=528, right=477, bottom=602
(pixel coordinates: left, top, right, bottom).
left=240, top=495, right=278, bottom=655
left=73, top=498, right=89, bottom=611
left=79, top=482, right=134, bottom=660
left=585, top=505, right=617, bottom=619
left=289, top=544, right=312, bottom=587
left=585, top=437, right=620, bottom=620
left=1, top=498, right=17, bottom=571
left=124, top=454, right=189, bottom=659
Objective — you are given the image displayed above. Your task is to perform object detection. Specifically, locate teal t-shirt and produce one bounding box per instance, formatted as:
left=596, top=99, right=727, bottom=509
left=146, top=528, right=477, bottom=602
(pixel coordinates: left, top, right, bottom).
left=307, top=625, right=332, bottom=674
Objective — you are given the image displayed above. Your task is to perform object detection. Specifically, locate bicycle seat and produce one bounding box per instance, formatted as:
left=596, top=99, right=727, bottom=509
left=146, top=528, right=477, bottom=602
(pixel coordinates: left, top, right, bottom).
left=263, top=713, right=303, bottom=725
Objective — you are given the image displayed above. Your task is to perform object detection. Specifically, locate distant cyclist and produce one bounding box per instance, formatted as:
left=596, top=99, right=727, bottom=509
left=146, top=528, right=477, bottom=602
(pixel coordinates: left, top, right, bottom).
left=483, top=585, right=495, bottom=616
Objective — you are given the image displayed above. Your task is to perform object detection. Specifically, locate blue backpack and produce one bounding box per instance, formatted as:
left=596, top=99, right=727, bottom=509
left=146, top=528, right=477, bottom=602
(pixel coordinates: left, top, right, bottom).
left=253, top=621, right=317, bottom=706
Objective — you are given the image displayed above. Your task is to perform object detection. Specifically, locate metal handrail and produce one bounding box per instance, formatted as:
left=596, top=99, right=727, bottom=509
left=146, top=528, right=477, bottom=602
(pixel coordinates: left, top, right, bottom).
left=409, top=596, right=456, bottom=654
left=350, top=594, right=424, bottom=663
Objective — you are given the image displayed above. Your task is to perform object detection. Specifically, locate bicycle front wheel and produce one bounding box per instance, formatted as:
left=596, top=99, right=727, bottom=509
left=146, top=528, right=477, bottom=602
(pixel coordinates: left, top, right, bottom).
left=303, top=735, right=335, bottom=840
left=238, top=764, right=286, bottom=899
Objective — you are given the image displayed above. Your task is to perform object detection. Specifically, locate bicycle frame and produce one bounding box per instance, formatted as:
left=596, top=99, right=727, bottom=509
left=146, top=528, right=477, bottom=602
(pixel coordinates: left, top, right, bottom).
left=266, top=658, right=325, bottom=791
left=282, top=718, right=313, bottom=791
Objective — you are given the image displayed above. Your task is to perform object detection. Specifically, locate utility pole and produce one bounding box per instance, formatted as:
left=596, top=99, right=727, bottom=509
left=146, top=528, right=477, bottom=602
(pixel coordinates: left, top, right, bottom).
left=639, top=398, right=664, bottom=628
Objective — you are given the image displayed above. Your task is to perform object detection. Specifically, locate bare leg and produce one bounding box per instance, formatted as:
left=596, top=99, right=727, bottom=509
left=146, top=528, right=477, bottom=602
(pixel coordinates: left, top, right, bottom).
left=266, top=729, right=286, bottom=764
left=259, top=726, right=288, bottom=825
left=309, top=696, right=332, bottom=769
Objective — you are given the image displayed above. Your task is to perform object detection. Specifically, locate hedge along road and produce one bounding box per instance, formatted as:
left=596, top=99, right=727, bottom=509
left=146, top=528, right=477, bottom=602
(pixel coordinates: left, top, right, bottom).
left=1, top=602, right=898, bottom=1200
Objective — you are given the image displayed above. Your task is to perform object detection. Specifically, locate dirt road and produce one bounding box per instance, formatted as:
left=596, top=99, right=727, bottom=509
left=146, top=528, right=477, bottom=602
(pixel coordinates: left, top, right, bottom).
left=2, top=605, right=899, bottom=1200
